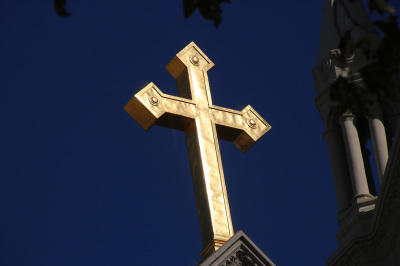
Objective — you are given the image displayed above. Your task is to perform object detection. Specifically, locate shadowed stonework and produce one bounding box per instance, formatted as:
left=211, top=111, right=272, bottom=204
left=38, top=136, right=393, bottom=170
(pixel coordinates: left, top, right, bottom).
left=314, top=0, right=400, bottom=264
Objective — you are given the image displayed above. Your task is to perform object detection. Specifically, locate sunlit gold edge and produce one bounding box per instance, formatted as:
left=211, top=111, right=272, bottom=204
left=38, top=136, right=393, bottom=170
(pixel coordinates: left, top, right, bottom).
left=176, top=42, right=215, bottom=69
left=211, top=119, right=234, bottom=236
left=137, top=82, right=196, bottom=105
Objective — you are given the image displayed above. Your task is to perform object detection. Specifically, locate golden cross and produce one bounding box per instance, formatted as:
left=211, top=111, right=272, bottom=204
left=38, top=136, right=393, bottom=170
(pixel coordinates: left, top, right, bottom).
left=124, top=42, right=271, bottom=257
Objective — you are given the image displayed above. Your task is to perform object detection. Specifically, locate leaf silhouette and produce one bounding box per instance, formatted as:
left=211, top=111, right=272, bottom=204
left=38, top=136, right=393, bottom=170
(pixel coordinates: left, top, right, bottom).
left=53, top=0, right=71, bottom=17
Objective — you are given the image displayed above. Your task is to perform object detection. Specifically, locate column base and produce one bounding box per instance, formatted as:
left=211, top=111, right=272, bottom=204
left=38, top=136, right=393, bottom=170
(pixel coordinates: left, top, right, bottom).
left=336, top=196, right=377, bottom=249
left=352, top=193, right=374, bottom=203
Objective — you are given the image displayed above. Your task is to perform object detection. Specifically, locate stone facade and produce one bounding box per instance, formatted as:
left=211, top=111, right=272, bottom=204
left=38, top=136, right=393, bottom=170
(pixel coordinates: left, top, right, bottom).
left=313, top=0, right=400, bottom=265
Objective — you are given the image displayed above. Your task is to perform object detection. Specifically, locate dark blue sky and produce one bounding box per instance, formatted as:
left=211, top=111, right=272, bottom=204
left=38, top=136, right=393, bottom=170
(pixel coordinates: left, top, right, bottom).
left=1, top=1, right=398, bottom=265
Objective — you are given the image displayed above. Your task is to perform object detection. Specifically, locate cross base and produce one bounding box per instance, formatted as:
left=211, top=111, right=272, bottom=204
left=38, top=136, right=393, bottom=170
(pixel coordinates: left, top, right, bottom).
left=200, top=239, right=228, bottom=259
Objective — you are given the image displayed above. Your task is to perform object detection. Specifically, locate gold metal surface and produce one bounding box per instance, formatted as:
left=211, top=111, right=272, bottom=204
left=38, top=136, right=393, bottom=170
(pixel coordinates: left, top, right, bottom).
left=124, top=42, right=271, bottom=256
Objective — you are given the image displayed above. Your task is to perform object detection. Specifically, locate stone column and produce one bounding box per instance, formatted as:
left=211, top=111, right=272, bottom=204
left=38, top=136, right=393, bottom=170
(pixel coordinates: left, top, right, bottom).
left=339, top=114, right=372, bottom=200
left=361, top=147, right=377, bottom=196
left=367, top=112, right=388, bottom=183
left=324, top=129, right=353, bottom=212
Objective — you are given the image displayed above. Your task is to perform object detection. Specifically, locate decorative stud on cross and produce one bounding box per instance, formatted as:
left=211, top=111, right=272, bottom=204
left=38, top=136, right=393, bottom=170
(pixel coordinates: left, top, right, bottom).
left=124, top=42, right=271, bottom=257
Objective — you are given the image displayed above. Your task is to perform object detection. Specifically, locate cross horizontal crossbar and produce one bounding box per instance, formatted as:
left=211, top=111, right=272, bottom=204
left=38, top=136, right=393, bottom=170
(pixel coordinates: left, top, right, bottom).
left=125, top=83, right=270, bottom=153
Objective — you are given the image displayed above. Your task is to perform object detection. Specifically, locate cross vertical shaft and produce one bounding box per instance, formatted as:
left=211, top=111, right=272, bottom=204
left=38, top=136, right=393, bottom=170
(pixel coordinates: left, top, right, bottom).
left=173, top=56, right=233, bottom=255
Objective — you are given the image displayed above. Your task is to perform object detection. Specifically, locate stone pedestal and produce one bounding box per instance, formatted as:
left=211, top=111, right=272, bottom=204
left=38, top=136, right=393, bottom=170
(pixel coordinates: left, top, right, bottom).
left=200, top=230, right=275, bottom=266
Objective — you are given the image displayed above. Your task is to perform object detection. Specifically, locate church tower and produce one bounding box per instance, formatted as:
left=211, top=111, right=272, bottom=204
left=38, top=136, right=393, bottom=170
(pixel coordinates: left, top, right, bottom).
left=313, top=0, right=400, bottom=264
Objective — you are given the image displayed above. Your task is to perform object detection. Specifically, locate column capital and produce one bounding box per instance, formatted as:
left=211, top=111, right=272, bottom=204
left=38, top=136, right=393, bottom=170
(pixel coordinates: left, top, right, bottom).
left=339, top=113, right=357, bottom=124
